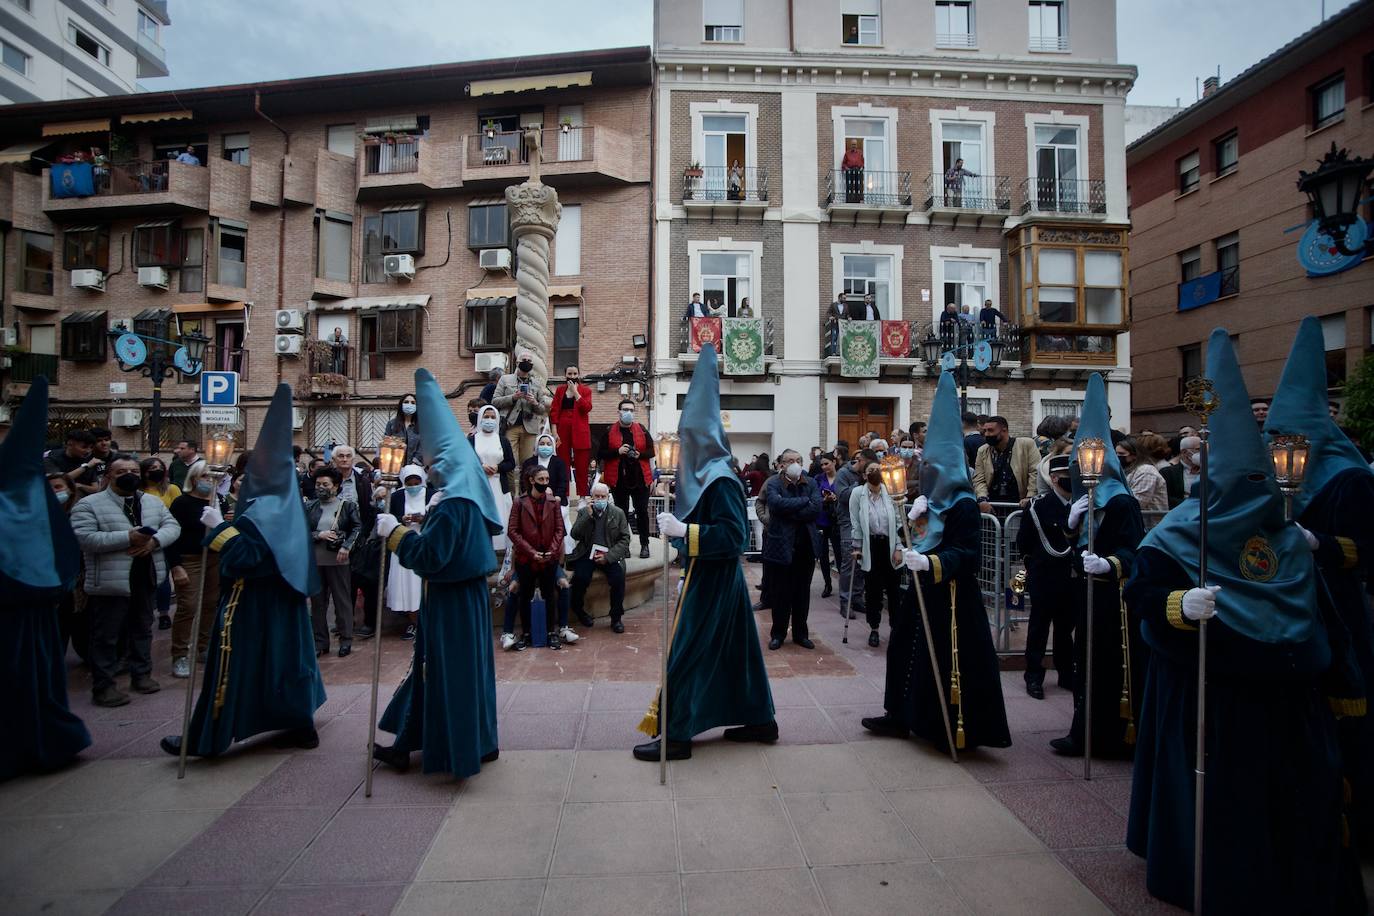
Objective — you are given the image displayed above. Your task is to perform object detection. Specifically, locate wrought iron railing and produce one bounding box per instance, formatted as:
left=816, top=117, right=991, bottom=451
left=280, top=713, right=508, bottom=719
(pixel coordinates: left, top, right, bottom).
left=1017, top=177, right=1107, bottom=216
left=682, top=165, right=770, bottom=202
left=824, top=168, right=913, bottom=207
left=364, top=138, right=419, bottom=175
left=465, top=128, right=595, bottom=169
left=94, top=159, right=170, bottom=195
left=923, top=173, right=1012, bottom=212
left=676, top=314, right=775, bottom=359
left=7, top=351, right=58, bottom=384
left=1029, top=34, right=1069, bottom=52
left=823, top=317, right=923, bottom=359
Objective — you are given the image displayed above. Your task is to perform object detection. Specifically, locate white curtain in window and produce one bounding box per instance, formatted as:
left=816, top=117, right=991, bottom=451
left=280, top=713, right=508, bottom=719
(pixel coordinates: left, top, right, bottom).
left=555, top=205, right=581, bottom=276
left=1084, top=251, right=1121, bottom=287
left=1322, top=315, right=1347, bottom=351
left=1039, top=249, right=1076, bottom=285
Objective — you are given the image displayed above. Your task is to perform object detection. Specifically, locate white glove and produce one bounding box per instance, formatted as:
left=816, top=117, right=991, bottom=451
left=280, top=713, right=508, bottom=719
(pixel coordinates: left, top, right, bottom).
left=1067, top=494, right=1091, bottom=529
left=908, top=496, right=929, bottom=520
left=427, top=490, right=445, bottom=510
left=1081, top=552, right=1111, bottom=576
left=199, top=504, right=224, bottom=529
left=1295, top=523, right=1320, bottom=552
left=375, top=513, right=400, bottom=538
left=657, top=512, right=687, bottom=538
left=903, top=549, right=930, bottom=573
left=1182, top=585, right=1221, bottom=622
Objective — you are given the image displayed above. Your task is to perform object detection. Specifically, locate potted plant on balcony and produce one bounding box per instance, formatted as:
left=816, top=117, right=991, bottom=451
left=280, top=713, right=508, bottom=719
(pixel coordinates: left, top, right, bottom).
left=484, top=120, right=499, bottom=140
left=560, top=116, right=574, bottom=134
left=684, top=161, right=704, bottom=178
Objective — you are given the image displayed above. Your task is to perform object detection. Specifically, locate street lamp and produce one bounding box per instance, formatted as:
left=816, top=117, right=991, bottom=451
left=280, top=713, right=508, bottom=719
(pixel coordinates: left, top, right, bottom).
left=1075, top=435, right=1106, bottom=782
left=652, top=430, right=680, bottom=785
left=1298, top=144, right=1374, bottom=256
left=1269, top=434, right=1310, bottom=522
left=921, top=321, right=1010, bottom=416
left=365, top=434, right=408, bottom=799
left=108, top=317, right=211, bottom=455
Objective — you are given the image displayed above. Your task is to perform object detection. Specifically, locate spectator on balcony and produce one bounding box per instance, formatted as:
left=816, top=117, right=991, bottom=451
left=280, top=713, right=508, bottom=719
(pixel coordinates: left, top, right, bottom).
left=327, top=327, right=348, bottom=375
left=943, top=157, right=978, bottom=207
left=973, top=416, right=1041, bottom=512
left=492, top=349, right=553, bottom=466
left=959, top=304, right=977, bottom=326
left=728, top=159, right=743, bottom=200
left=383, top=393, right=424, bottom=468
left=175, top=144, right=200, bottom=166
left=938, top=302, right=960, bottom=341
left=979, top=299, right=1009, bottom=337
left=550, top=365, right=593, bottom=497
left=846, top=293, right=880, bottom=321
left=842, top=139, right=865, bottom=203
left=737, top=297, right=755, bottom=319
left=469, top=405, right=515, bottom=551
left=686, top=292, right=719, bottom=320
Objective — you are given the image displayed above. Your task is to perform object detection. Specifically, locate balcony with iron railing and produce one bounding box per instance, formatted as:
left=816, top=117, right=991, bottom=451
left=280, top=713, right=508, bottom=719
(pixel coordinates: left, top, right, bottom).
left=923, top=174, right=1013, bottom=216
left=824, top=168, right=913, bottom=219
left=1017, top=177, right=1107, bottom=217
left=358, top=136, right=451, bottom=198
left=676, top=314, right=775, bottom=365
left=462, top=127, right=638, bottom=187
left=681, top=166, right=770, bottom=213
left=5, top=351, right=59, bottom=385
left=302, top=341, right=353, bottom=397
left=822, top=317, right=1026, bottom=364
left=935, top=31, right=977, bottom=48
left=176, top=345, right=249, bottom=383
left=43, top=159, right=209, bottom=218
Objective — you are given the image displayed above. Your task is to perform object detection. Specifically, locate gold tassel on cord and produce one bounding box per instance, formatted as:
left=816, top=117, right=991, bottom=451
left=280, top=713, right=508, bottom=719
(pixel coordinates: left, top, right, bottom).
left=1118, top=587, right=1136, bottom=745
left=212, top=579, right=244, bottom=720
left=636, top=561, right=696, bottom=740
left=637, top=694, right=660, bottom=738
left=950, top=581, right=965, bottom=750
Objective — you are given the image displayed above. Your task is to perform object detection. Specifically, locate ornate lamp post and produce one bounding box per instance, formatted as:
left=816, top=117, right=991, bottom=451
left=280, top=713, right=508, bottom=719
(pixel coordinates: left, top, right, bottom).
left=920, top=321, right=1009, bottom=416
left=1074, top=436, right=1107, bottom=781
left=652, top=431, right=680, bottom=785
left=175, top=429, right=235, bottom=779
left=365, top=434, right=408, bottom=798
left=1298, top=144, right=1374, bottom=255
left=109, top=317, right=210, bottom=454
left=1269, top=435, right=1310, bottom=522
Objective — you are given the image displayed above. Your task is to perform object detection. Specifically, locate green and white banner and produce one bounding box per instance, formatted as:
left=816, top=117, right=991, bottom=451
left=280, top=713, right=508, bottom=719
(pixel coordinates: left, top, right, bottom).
left=721, top=317, right=765, bottom=375
left=839, top=320, right=880, bottom=378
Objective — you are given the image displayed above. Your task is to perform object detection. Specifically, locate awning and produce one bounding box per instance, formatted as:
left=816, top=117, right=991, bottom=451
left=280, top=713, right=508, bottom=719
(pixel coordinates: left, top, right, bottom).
left=120, top=110, right=193, bottom=125
left=380, top=202, right=423, bottom=212
left=468, top=71, right=592, bottom=97
left=62, top=225, right=101, bottom=234
left=172, top=301, right=247, bottom=314
left=308, top=294, right=431, bottom=312
left=62, top=309, right=106, bottom=324
left=364, top=115, right=418, bottom=134
left=466, top=286, right=516, bottom=299
left=467, top=196, right=505, bottom=207
left=465, top=296, right=511, bottom=308
left=137, top=218, right=177, bottom=228
left=549, top=284, right=583, bottom=299
left=0, top=140, right=51, bottom=164
left=42, top=119, right=110, bottom=137
left=132, top=307, right=172, bottom=321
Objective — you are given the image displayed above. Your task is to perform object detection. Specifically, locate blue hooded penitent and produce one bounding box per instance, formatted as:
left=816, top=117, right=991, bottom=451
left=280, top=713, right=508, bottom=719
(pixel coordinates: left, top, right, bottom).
left=914, top=371, right=976, bottom=552
left=1140, top=328, right=1318, bottom=644
left=1264, top=315, right=1372, bottom=516
left=1071, top=372, right=1130, bottom=546
left=0, top=376, right=79, bottom=591
left=233, top=383, right=318, bottom=597
left=673, top=344, right=744, bottom=521
left=414, top=368, right=503, bottom=533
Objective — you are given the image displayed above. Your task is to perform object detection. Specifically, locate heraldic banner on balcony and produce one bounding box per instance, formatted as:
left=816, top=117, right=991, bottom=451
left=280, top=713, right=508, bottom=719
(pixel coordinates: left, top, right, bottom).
left=722, top=317, right=764, bottom=375
left=689, top=317, right=722, bottom=353
left=840, top=320, right=880, bottom=378
left=879, top=320, right=911, bottom=358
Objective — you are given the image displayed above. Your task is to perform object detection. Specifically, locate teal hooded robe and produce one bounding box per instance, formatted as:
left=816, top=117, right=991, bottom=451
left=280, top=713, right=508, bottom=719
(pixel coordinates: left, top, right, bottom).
left=185, top=384, right=326, bottom=755
left=0, top=377, right=91, bottom=780
left=378, top=369, right=503, bottom=778
left=638, top=346, right=775, bottom=742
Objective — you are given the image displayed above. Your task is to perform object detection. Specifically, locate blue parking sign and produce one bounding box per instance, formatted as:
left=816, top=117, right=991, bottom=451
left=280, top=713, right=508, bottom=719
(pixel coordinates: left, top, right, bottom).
left=200, top=371, right=239, bottom=407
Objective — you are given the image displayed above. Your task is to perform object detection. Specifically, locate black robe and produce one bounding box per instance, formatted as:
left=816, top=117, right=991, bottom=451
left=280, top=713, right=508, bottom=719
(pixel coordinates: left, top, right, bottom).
left=885, top=498, right=1010, bottom=752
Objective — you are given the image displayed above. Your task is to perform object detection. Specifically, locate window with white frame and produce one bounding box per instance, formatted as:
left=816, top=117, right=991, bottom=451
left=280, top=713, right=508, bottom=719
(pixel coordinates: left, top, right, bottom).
left=842, top=117, right=888, bottom=172
left=1179, top=246, right=1201, bottom=283
left=1322, top=313, right=1347, bottom=386
left=1032, top=124, right=1080, bottom=210
left=842, top=2, right=880, bottom=45
left=1042, top=398, right=1082, bottom=419
left=936, top=1, right=974, bottom=47
left=1028, top=0, right=1067, bottom=51
left=68, top=23, right=110, bottom=66
left=1178, top=150, right=1199, bottom=194
left=841, top=254, right=892, bottom=318
left=699, top=251, right=751, bottom=318
left=704, top=0, right=743, bottom=41
left=1083, top=250, right=1124, bottom=324
left=701, top=114, right=748, bottom=199
left=137, top=9, right=160, bottom=44
left=554, top=204, right=581, bottom=276
left=1, top=38, right=29, bottom=75
left=326, top=124, right=356, bottom=158
left=941, top=259, right=988, bottom=318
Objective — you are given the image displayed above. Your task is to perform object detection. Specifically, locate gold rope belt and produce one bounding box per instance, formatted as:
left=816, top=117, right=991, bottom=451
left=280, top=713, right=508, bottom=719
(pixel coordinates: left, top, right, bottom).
left=637, top=558, right=696, bottom=738
left=212, top=579, right=244, bottom=720
left=1118, top=582, right=1135, bottom=744
left=949, top=580, right=965, bottom=750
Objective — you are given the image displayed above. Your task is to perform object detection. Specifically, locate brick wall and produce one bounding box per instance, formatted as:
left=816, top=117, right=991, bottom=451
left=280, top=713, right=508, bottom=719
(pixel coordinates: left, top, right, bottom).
left=668, top=90, right=783, bottom=206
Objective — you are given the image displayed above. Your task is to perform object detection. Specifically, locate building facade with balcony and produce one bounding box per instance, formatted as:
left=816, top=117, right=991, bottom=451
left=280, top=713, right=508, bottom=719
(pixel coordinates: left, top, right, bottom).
left=651, top=0, right=1135, bottom=459
left=0, top=0, right=170, bottom=103
left=1126, top=2, right=1374, bottom=433
left=0, top=46, right=652, bottom=455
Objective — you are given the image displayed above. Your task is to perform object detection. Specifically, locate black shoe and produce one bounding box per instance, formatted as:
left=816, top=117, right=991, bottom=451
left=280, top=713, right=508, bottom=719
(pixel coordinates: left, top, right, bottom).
left=1025, top=681, right=1045, bottom=700
left=576, top=610, right=595, bottom=628
left=93, top=685, right=130, bottom=708
left=861, top=715, right=909, bottom=738
left=633, top=739, right=692, bottom=761
left=1049, top=736, right=1084, bottom=757
left=754, top=602, right=770, bottom=611
left=131, top=674, right=161, bottom=694
left=158, top=614, right=172, bottom=630
left=611, top=619, right=625, bottom=634
left=159, top=735, right=196, bottom=757
left=355, top=626, right=375, bottom=640
left=722, top=721, right=779, bottom=743
left=372, top=743, right=410, bottom=773
left=402, top=625, right=416, bottom=642
left=868, top=630, right=880, bottom=648
left=767, top=638, right=783, bottom=650
left=821, top=584, right=833, bottom=598
left=518, top=633, right=532, bottom=651
left=271, top=727, right=320, bottom=750
left=481, top=748, right=500, bottom=764
left=547, top=631, right=561, bottom=650
left=639, top=544, right=651, bottom=559
left=794, top=637, right=815, bottom=650
left=316, top=646, right=329, bottom=658
left=337, top=643, right=352, bottom=658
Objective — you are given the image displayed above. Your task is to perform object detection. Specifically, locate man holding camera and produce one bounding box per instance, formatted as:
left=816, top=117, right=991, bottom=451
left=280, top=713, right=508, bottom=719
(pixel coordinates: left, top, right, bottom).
left=492, top=348, right=553, bottom=467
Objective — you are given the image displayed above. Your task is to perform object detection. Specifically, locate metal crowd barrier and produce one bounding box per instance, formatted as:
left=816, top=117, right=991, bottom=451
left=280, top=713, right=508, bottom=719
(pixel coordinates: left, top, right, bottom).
left=647, top=493, right=762, bottom=554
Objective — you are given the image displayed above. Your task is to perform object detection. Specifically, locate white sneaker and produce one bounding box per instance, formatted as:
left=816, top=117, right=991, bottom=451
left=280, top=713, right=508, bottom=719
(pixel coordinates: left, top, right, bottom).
left=559, top=626, right=580, bottom=644
left=500, top=633, right=517, bottom=651
left=172, top=656, right=190, bottom=678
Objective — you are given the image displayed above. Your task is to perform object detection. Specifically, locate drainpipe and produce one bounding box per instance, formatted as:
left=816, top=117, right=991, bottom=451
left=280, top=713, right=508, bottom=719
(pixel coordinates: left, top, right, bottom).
left=787, top=0, right=795, bottom=52
left=646, top=53, right=658, bottom=426
left=254, top=91, right=290, bottom=385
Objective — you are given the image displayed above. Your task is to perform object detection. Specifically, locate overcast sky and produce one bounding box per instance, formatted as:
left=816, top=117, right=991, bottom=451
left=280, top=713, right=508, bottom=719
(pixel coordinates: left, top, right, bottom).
left=143, top=0, right=1359, bottom=110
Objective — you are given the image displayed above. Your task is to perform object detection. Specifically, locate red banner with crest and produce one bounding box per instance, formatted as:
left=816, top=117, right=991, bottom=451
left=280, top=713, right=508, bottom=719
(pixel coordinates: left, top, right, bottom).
left=880, top=320, right=911, bottom=358
left=690, top=317, right=722, bottom=353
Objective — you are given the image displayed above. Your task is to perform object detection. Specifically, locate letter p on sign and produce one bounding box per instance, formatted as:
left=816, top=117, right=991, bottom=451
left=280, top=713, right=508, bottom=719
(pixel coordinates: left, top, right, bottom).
left=200, top=371, right=239, bottom=407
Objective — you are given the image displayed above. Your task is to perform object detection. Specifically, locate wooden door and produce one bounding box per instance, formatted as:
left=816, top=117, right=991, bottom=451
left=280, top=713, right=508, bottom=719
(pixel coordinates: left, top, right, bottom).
left=837, top=397, right=894, bottom=451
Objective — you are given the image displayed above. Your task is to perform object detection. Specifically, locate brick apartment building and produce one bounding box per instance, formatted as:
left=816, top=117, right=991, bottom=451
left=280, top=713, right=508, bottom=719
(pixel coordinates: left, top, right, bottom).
left=0, top=46, right=651, bottom=455
left=651, top=0, right=1136, bottom=459
left=1127, top=1, right=1374, bottom=433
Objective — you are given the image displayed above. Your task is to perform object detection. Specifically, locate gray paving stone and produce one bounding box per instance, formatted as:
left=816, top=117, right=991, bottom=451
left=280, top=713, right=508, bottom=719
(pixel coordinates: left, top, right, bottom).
left=544, top=873, right=680, bottom=915
left=814, top=862, right=972, bottom=916
left=458, top=750, right=573, bottom=804
left=676, top=795, right=803, bottom=871
left=936, top=852, right=1111, bottom=915
left=850, top=738, right=977, bottom=790
left=394, top=879, right=545, bottom=916
left=670, top=744, right=775, bottom=798
left=418, top=803, right=560, bottom=881
left=568, top=750, right=670, bottom=802
left=683, top=867, right=825, bottom=916
left=550, top=800, right=676, bottom=876
left=785, top=791, right=928, bottom=866
left=889, top=786, right=1044, bottom=859
left=764, top=744, right=874, bottom=794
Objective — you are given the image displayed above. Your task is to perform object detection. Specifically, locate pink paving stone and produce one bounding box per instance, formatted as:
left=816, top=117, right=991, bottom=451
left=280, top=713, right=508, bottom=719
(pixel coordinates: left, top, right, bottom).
left=139, top=806, right=335, bottom=888
left=498, top=711, right=584, bottom=750
left=985, top=779, right=1129, bottom=849
left=278, top=806, right=448, bottom=885
left=1058, top=847, right=1189, bottom=916
left=81, top=718, right=165, bottom=760
left=960, top=738, right=1076, bottom=785
left=251, top=882, right=406, bottom=916
left=234, top=751, right=364, bottom=808
left=1083, top=776, right=1136, bottom=818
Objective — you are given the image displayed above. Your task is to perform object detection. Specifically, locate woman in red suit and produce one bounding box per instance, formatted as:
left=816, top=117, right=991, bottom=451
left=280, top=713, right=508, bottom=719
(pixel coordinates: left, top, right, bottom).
left=549, top=365, right=593, bottom=498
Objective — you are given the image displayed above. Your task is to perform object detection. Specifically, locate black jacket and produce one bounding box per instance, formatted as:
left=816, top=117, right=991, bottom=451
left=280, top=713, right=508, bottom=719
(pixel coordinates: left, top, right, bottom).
left=1016, top=491, right=1074, bottom=575
left=761, top=473, right=823, bottom=565
left=383, top=416, right=424, bottom=467
left=304, top=497, right=362, bottom=553
left=519, top=455, right=571, bottom=502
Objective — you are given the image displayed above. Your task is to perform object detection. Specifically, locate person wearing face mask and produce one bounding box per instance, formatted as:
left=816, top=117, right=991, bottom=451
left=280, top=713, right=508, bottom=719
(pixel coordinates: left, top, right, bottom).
left=140, top=457, right=181, bottom=632
left=1017, top=453, right=1078, bottom=700
left=869, top=438, right=889, bottom=461
left=469, top=404, right=515, bottom=551
left=849, top=456, right=903, bottom=648
left=71, top=455, right=181, bottom=707
left=520, top=432, right=570, bottom=504
left=549, top=365, right=593, bottom=498
left=305, top=467, right=362, bottom=658
left=165, top=461, right=227, bottom=679
left=1116, top=437, right=1169, bottom=514
left=385, top=466, right=434, bottom=641
left=506, top=466, right=567, bottom=650
left=833, top=448, right=875, bottom=622
left=600, top=399, right=655, bottom=560
left=492, top=348, right=553, bottom=468
left=383, top=393, right=424, bottom=468
left=1167, top=435, right=1202, bottom=504
left=972, top=416, right=1040, bottom=513
left=898, top=437, right=921, bottom=501
left=814, top=455, right=840, bottom=599
left=568, top=482, right=633, bottom=633
left=761, top=450, right=822, bottom=650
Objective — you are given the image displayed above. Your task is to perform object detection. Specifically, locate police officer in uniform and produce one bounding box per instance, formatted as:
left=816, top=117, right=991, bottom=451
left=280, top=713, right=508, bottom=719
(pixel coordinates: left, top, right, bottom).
left=1018, top=453, right=1076, bottom=699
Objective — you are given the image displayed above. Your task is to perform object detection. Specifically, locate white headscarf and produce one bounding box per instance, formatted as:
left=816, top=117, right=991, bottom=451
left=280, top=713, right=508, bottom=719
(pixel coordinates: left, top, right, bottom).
left=473, top=405, right=503, bottom=466
left=400, top=464, right=427, bottom=516
left=536, top=432, right=556, bottom=469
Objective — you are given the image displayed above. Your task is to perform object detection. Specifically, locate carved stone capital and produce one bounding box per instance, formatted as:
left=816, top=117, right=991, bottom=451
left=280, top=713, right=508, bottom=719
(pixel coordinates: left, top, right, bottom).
left=506, top=182, right=562, bottom=238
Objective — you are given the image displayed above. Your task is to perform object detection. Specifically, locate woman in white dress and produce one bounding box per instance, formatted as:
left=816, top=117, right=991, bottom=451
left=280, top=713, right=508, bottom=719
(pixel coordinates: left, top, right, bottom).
left=385, top=464, right=429, bottom=639
left=468, top=404, right=515, bottom=551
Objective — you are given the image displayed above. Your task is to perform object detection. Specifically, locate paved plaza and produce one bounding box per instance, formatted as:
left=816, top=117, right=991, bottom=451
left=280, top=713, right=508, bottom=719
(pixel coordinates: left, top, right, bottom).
left=3, top=564, right=1187, bottom=916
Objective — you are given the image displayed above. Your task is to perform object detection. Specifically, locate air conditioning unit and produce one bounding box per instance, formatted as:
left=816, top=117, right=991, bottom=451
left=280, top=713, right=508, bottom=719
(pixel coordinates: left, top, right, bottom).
left=275, top=334, right=303, bottom=356
left=275, top=308, right=305, bottom=332
left=292, top=407, right=307, bottom=429
left=474, top=352, right=507, bottom=374
left=0, top=328, right=15, bottom=347
left=71, top=269, right=105, bottom=291
left=479, top=248, right=512, bottom=272
left=383, top=253, right=415, bottom=280
left=110, top=408, right=142, bottom=427
left=137, top=266, right=169, bottom=290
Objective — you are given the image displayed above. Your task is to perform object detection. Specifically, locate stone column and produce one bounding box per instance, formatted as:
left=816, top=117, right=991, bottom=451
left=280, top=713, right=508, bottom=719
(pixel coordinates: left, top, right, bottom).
left=505, top=128, right=561, bottom=383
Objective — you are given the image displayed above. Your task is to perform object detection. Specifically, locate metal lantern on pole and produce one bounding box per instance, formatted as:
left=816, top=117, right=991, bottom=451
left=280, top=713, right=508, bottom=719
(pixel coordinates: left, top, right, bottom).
left=364, top=435, right=408, bottom=798
left=181, top=330, right=210, bottom=372
left=1074, top=436, right=1106, bottom=782
left=1269, top=434, right=1310, bottom=522
left=1298, top=144, right=1373, bottom=254
left=176, top=428, right=236, bottom=779
left=652, top=431, right=680, bottom=785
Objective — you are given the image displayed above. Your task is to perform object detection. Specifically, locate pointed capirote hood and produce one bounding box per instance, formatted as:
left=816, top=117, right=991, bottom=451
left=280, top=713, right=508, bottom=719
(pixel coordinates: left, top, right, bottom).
left=415, top=368, right=503, bottom=533
left=0, top=377, right=79, bottom=591
left=234, top=383, right=319, bottom=597
left=914, top=371, right=976, bottom=552
left=673, top=344, right=744, bottom=521
left=1264, top=315, right=1372, bottom=515
left=1141, top=329, right=1318, bottom=645
left=1070, top=372, right=1131, bottom=545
